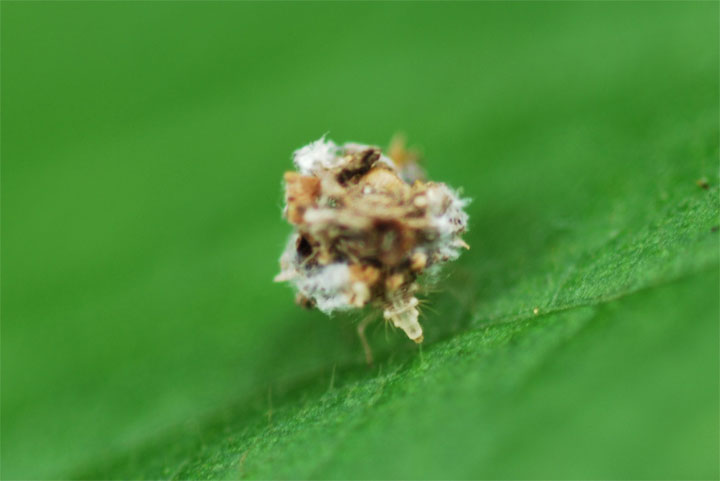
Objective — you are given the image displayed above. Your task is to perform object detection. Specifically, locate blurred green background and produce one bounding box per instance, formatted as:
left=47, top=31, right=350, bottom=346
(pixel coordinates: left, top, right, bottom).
left=2, top=2, right=718, bottom=479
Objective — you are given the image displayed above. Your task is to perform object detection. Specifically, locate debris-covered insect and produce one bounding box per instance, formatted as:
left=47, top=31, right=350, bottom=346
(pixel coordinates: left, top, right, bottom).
left=274, top=135, right=470, bottom=361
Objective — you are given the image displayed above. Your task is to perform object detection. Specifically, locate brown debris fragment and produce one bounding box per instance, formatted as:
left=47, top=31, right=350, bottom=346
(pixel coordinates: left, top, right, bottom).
left=696, top=177, right=710, bottom=190
left=284, top=172, right=321, bottom=224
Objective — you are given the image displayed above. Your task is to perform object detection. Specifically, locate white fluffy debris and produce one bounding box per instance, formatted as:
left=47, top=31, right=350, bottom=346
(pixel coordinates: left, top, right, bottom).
left=292, top=136, right=340, bottom=175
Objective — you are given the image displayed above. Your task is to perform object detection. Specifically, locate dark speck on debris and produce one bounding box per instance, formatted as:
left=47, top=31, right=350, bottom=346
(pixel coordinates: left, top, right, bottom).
left=696, top=177, right=710, bottom=190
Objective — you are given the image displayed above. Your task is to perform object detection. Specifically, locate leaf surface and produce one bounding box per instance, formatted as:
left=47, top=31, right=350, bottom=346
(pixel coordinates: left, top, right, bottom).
left=2, top=2, right=718, bottom=479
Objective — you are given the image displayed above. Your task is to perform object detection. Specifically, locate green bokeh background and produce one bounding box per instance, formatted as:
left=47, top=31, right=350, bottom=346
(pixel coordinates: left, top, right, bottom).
left=2, top=2, right=718, bottom=479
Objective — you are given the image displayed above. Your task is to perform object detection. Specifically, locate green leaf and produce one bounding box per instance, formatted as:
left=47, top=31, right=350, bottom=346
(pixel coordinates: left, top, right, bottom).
left=2, top=2, right=718, bottom=479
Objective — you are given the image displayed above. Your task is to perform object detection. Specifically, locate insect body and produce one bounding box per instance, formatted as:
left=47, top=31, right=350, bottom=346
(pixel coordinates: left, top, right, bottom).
left=275, top=136, right=469, bottom=358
